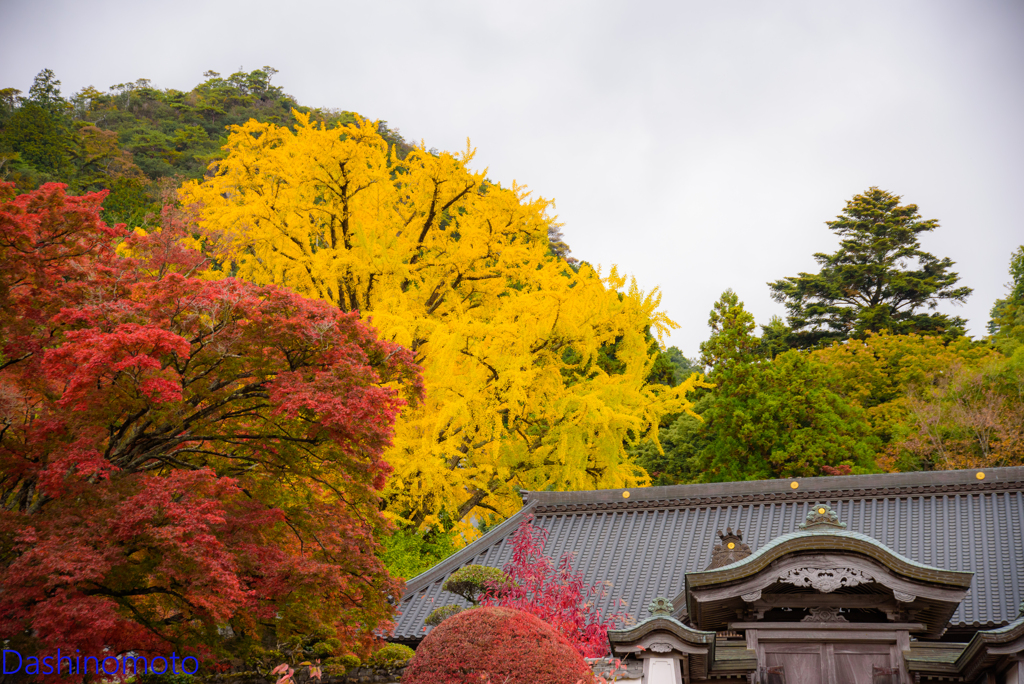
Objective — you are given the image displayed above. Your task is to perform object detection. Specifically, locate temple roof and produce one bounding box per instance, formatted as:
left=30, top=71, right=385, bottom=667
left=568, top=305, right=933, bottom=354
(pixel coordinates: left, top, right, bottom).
left=391, top=466, right=1024, bottom=642
left=684, top=526, right=975, bottom=591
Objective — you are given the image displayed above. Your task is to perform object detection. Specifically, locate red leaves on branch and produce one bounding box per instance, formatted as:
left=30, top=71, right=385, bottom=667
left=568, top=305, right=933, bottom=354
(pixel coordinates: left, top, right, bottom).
left=480, top=517, right=617, bottom=658
left=0, top=183, right=424, bottom=672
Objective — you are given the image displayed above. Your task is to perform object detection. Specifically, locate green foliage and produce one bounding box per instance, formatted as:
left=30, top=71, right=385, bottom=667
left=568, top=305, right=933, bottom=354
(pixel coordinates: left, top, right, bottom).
left=366, top=643, right=415, bottom=669
left=700, top=289, right=761, bottom=373
left=323, top=654, right=361, bottom=674
left=769, top=187, right=971, bottom=348
left=380, top=527, right=459, bottom=580
left=897, top=352, right=1024, bottom=471
left=0, top=88, right=21, bottom=121
left=810, top=332, right=999, bottom=467
left=633, top=395, right=712, bottom=485
left=442, top=565, right=508, bottom=604
left=641, top=291, right=877, bottom=483
left=647, top=345, right=700, bottom=388
left=27, top=69, right=67, bottom=115
left=0, top=67, right=378, bottom=224
left=989, top=246, right=1024, bottom=356
left=694, top=349, right=878, bottom=481
left=425, top=604, right=465, bottom=626
left=666, top=347, right=703, bottom=386
left=136, top=675, right=194, bottom=684
left=0, top=103, right=76, bottom=180
left=759, top=316, right=792, bottom=360
left=269, top=627, right=344, bottom=666
left=547, top=223, right=573, bottom=261
left=100, top=176, right=155, bottom=226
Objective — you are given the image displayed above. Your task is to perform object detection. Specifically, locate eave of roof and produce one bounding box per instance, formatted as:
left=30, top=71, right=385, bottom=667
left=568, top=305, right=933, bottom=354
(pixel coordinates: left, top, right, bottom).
left=711, top=641, right=758, bottom=672
left=606, top=615, right=715, bottom=646
left=522, top=465, right=1024, bottom=514
left=402, top=500, right=537, bottom=596
left=955, top=612, right=1024, bottom=678
left=904, top=642, right=966, bottom=675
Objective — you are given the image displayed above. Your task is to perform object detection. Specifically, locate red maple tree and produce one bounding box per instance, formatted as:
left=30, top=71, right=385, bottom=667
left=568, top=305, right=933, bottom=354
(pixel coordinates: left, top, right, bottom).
left=0, top=183, right=423, bottom=672
left=480, top=517, right=617, bottom=658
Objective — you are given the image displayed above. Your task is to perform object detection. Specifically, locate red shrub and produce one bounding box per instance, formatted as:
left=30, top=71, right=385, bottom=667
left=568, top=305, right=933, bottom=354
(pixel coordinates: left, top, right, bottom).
left=403, top=606, right=593, bottom=684
left=480, top=517, right=616, bottom=657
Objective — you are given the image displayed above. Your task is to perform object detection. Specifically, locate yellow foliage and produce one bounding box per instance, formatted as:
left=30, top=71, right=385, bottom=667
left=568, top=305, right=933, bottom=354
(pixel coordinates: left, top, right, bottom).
left=180, top=112, right=700, bottom=534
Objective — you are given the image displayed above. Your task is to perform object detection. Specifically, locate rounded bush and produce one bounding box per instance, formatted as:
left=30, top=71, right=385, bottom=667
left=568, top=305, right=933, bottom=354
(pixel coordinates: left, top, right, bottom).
left=404, top=606, right=592, bottom=684
left=366, top=642, right=415, bottom=669
left=323, top=654, right=360, bottom=674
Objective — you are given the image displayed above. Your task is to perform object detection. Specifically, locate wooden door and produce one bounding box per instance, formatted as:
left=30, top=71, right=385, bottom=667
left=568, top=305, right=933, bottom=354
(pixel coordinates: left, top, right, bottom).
left=831, top=643, right=894, bottom=684
left=758, top=642, right=899, bottom=684
left=763, top=643, right=825, bottom=684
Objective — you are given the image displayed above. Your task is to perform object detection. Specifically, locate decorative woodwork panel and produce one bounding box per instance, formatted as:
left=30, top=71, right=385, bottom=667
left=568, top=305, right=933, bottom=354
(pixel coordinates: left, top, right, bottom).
left=778, top=567, right=875, bottom=593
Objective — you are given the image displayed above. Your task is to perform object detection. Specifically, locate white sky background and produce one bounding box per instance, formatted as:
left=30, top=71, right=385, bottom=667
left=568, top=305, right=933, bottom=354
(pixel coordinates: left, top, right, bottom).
left=2, top=0, right=1022, bottom=358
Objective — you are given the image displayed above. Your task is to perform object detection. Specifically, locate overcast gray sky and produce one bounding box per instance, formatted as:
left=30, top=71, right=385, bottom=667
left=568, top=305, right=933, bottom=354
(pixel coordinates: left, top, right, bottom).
left=2, top=0, right=1022, bottom=357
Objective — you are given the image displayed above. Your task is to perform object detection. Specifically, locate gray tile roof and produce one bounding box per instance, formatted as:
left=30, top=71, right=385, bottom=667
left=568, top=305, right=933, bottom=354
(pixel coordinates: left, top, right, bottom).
left=392, top=467, right=1024, bottom=641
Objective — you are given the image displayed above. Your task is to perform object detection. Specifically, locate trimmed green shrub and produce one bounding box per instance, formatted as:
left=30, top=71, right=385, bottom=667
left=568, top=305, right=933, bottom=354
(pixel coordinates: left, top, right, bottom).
left=441, top=564, right=506, bottom=604
left=425, top=603, right=464, bottom=626
left=136, top=675, right=195, bottom=684
left=323, top=654, right=361, bottom=673
left=366, top=643, right=415, bottom=669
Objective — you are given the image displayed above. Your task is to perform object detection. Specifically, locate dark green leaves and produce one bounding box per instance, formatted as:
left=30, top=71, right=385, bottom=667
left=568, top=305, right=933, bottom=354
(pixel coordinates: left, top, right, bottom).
left=769, top=187, right=971, bottom=348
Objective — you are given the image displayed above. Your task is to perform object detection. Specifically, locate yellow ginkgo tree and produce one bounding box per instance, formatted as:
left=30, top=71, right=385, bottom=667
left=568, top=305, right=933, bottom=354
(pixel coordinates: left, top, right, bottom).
left=180, top=112, right=704, bottom=535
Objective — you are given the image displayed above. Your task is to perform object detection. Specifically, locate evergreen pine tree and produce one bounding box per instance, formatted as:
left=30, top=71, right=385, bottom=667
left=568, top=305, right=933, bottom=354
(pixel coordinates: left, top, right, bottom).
left=769, top=187, right=971, bottom=347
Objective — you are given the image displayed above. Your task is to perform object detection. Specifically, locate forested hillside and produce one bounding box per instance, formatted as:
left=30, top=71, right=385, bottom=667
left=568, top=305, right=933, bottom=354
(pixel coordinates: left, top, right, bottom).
left=3, top=64, right=1023, bottom=519
left=0, top=67, right=409, bottom=226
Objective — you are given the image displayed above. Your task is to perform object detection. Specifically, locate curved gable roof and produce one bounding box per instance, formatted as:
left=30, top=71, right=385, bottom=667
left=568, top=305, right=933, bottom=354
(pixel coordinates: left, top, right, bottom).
left=680, top=524, right=974, bottom=636
left=685, top=527, right=974, bottom=591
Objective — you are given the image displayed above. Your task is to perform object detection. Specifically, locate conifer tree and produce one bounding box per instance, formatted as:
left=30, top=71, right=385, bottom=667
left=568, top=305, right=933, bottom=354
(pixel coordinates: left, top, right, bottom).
left=693, top=291, right=875, bottom=481
left=769, top=188, right=971, bottom=348
left=988, top=245, right=1024, bottom=355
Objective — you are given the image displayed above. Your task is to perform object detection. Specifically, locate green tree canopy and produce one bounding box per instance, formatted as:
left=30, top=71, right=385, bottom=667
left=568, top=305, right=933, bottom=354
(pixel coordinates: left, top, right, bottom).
left=638, top=291, right=876, bottom=484
left=988, top=245, right=1024, bottom=355
left=694, top=348, right=878, bottom=481
left=697, top=292, right=876, bottom=480
left=769, top=187, right=972, bottom=348
left=27, top=68, right=67, bottom=115
left=699, top=288, right=760, bottom=374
